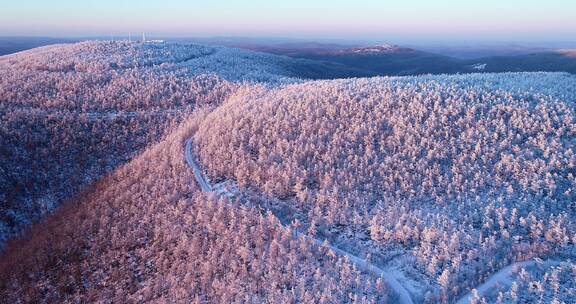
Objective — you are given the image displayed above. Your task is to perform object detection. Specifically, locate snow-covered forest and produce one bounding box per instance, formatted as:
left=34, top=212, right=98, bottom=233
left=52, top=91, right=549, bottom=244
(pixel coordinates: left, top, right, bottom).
left=0, top=42, right=250, bottom=246
left=0, top=41, right=575, bottom=303
left=0, top=116, right=390, bottom=303
left=194, top=73, right=576, bottom=302
left=1, top=40, right=355, bottom=247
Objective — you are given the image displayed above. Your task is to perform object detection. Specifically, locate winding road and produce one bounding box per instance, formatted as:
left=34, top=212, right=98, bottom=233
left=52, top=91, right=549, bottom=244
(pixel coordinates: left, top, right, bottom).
left=456, top=259, right=560, bottom=304
left=294, top=230, right=415, bottom=304
left=184, top=138, right=414, bottom=304
left=185, top=139, right=212, bottom=192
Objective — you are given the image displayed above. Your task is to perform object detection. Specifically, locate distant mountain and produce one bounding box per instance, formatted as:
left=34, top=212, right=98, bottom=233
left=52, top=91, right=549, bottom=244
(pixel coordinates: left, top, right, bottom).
left=333, top=44, right=412, bottom=55
left=236, top=42, right=576, bottom=76
left=0, top=40, right=372, bottom=248
left=184, top=40, right=358, bottom=57
left=0, top=36, right=77, bottom=56
left=289, top=44, right=465, bottom=75
left=414, top=43, right=557, bottom=59
left=558, top=49, right=576, bottom=58
left=464, top=50, right=576, bottom=74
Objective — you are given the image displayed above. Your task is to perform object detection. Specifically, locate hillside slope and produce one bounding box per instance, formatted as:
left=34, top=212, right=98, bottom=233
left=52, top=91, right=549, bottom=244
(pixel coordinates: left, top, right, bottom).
left=252, top=43, right=576, bottom=76
left=466, top=50, right=576, bottom=74
left=0, top=114, right=390, bottom=303
left=194, top=72, right=576, bottom=302
left=0, top=40, right=370, bottom=247
left=0, top=41, right=237, bottom=247
left=294, top=45, right=464, bottom=75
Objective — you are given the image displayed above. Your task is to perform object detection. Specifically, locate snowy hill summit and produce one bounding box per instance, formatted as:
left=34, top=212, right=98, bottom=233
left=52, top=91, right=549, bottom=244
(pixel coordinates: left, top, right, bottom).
left=0, top=40, right=375, bottom=81
left=558, top=49, right=576, bottom=58
left=0, top=41, right=214, bottom=72
left=337, top=43, right=414, bottom=55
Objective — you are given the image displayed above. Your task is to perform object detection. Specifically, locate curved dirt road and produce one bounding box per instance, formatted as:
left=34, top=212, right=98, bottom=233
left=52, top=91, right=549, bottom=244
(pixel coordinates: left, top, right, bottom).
left=185, top=138, right=414, bottom=304
left=456, top=259, right=560, bottom=304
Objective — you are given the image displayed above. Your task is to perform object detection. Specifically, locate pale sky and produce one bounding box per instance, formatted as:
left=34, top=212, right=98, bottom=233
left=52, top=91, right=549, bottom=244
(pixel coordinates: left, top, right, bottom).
left=1, top=0, right=575, bottom=42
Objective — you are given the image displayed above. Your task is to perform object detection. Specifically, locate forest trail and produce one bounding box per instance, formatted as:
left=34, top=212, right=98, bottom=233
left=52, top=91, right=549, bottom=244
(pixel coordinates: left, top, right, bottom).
left=185, top=139, right=212, bottom=192
left=455, top=259, right=560, bottom=304
left=184, top=138, right=414, bottom=304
